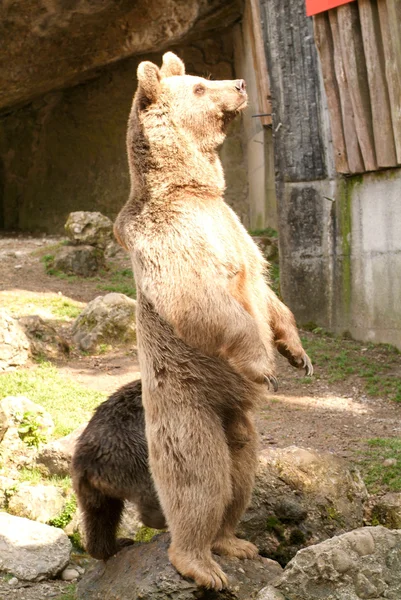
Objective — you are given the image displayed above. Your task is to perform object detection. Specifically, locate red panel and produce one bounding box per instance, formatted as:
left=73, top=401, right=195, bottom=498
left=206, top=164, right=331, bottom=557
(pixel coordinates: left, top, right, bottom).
left=305, top=0, right=356, bottom=17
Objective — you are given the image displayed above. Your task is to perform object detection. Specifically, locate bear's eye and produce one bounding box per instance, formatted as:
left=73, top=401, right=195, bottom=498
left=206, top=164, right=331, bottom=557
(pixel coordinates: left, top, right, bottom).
left=193, top=84, right=206, bottom=96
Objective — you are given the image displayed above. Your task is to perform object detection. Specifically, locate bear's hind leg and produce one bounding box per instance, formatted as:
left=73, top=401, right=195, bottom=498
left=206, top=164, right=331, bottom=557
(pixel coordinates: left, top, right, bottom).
left=148, top=409, right=232, bottom=590
left=212, top=412, right=259, bottom=560
left=77, top=479, right=133, bottom=560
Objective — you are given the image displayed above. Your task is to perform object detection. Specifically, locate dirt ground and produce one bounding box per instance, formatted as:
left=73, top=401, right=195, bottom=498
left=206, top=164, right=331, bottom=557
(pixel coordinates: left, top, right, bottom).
left=1, top=234, right=401, bottom=600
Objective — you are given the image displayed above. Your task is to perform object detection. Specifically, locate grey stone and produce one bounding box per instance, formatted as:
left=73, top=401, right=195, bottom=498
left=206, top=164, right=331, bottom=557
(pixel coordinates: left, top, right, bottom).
left=72, top=293, right=136, bottom=352
left=52, top=245, right=105, bottom=277
left=7, top=482, right=66, bottom=524
left=0, top=513, right=72, bottom=581
left=0, top=310, right=30, bottom=372
left=238, top=447, right=368, bottom=565
left=77, top=532, right=283, bottom=599
left=276, top=526, right=401, bottom=600
left=8, top=577, right=19, bottom=587
left=256, top=585, right=286, bottom=600
left=19, top=315, right=70, bottom=361
left=61, top=568, right=80, bottom=581
left=65, top=212, right=113, bottom=248
left=36, top=424, right=86, bottom=477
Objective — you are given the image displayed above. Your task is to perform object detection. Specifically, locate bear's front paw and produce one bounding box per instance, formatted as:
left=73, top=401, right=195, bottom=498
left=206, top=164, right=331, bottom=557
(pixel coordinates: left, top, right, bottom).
left=264, top=374, right=279, bottom=392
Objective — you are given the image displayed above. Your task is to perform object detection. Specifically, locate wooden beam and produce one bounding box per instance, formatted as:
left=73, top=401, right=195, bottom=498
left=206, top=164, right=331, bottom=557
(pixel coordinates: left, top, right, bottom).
left=314, top=12, right=350, bottom=173
left=246, top=0, right=272, bottom=126
left=337, top=3, right=377, bottom=171
left=359, top=0, right=397, bottom=167
left=328, top=9, right=364, bottom=172
left=379, top=0, right=401, bottom=163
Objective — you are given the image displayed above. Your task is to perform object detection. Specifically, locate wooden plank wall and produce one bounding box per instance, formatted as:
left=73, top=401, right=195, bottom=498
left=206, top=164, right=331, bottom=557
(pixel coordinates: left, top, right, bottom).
left=313, top=0, right=401, bottom=173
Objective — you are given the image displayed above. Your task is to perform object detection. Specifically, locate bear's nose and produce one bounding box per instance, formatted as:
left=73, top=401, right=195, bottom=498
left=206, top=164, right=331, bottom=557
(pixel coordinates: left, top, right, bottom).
left=235, top=79, right=246, bottom=93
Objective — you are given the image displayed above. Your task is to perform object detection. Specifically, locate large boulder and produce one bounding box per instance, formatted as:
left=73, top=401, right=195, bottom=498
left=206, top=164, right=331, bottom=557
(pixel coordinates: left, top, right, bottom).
left=239, top=447, right=368, bottom=565
left=19, top=315, right=70, bottom=360
left=77, top=532, right=283, bottom=600
left=275, top=526, right=401, bottom=600
left=52, top=245, right=105, bottom=277
left=72, top=293, right=136, bottom=352
left=0, top=513, right=72, bottom=581
left=64, top=211, right=113, bottom=248
left=0, top=309, right=30, bottom=372
left=36, top=424, right=87, bottom=477
left=7, top=483, right=66, bottom=524
left=0, top=1, right=241, bottom=111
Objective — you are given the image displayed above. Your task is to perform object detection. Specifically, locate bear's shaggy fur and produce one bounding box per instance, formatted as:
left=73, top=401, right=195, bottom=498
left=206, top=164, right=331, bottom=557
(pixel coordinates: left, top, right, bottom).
left=71, top=379, right=166, bottom=560
left=111, top=52, right=312, bottom=590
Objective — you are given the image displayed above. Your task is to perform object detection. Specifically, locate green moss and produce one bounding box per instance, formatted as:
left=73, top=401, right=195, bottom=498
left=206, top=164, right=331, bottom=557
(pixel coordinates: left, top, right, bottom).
left=48, top=494, right=77, bottom=529
left=265, top=515, right=285, bottom=540
left=134, top=526, right=160, bottom=543
left=289, top=528, right=305, bottom=545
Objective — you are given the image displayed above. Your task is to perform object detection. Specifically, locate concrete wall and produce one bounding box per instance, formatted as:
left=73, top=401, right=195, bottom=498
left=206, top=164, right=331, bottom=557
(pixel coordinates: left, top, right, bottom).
left=342, top=170, right=401, bottom=349
left=0, top=31, right=250, bottom=233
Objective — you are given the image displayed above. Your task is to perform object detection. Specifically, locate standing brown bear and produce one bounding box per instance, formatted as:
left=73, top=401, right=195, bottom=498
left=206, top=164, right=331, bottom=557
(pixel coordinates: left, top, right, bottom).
left=114, top=52, right=312, bottom=590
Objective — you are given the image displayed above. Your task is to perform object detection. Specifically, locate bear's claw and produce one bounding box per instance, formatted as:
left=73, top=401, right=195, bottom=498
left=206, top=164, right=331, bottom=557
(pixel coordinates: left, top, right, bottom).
left=264, top=375, right=279, bottom=392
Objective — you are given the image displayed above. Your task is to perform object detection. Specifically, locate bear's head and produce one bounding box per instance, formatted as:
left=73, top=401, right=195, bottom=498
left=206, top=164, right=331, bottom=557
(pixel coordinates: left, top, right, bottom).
left=135, top=52, right=248, bottom=152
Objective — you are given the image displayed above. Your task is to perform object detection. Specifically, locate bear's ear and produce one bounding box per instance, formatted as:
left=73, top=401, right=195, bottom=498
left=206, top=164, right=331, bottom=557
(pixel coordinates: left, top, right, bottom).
left=137, top=61, right=161, bottom=102
left=161, top=52, right=185, bottom=77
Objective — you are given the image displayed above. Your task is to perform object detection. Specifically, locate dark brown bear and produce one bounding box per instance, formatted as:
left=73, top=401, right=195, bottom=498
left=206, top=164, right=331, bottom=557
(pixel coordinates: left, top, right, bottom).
left=71, top=379, right=166, bottom=561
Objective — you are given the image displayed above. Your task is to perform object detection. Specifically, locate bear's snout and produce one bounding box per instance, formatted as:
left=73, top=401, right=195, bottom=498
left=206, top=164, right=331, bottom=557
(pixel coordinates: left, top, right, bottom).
left=235, top=79, right=246, bottom=94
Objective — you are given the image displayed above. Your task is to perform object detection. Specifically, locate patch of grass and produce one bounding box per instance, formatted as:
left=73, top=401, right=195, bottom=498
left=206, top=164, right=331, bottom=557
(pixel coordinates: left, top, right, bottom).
left=301, top=331, right=401, bottom=401
left=0, top=291, right=84, bottom=321
left=359, top=438, right=401, bottom=493
left=0, top=362, right=106, bottom=437
left=97, top=268, right=136, bottom=298
left=134, top=526, right=160, bottom=543
left=18, top=467, right=44, bottom=485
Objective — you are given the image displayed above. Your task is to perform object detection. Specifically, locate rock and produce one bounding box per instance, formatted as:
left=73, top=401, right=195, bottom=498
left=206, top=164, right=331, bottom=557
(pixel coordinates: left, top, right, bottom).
left=275, top=526, right=401, bottom=600
left=0, top=1, right=241, bottom=111
left=8, top=577, right=19, bottom=587
left=0, top=396, right=54, bottom=442
left=256, top=585, right=286, bottom=600
left=77, top=532, right=283, bottom=600
left=0, top=309, right=30, bottom=372
left=72, top=293, right=136, bottom=352
left=0, top=476, right=18, bottom=509
left=0, top=513, right=72, bottom=581
left=65, top=212, right=113, bottom=248
left=369, top=492, right=401, bottom=529
left=61, top=568, right=80, bottom=581
left=7, top=482, right=66, bottom=524
left=252, top=236, right=279, bottom=262
left=119, top=502, right=142, bottom=539
left=36, top=424, right=86, bottom=477
left=19, top=315, right=70, bottom=360
left=238, top=447, right=368, bottom=565
left=52, top=245, right=105, bottom=277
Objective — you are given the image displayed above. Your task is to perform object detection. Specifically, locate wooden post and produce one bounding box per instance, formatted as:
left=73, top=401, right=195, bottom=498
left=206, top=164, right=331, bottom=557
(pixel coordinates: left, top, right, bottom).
left=246, top=0, right=272, bottom=126
left=328, top=9, right=364, bottom=173
left=378, top=0, right=401, bottom=163
left=359, top=0, right=397, bottom=167
left=337, top=3, right=377, bottom=171
left=314, top=12, right=350, bottom=173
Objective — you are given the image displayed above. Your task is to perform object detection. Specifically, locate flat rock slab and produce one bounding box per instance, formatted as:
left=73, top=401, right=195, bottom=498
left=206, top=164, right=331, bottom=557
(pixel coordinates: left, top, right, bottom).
left=276, top=526, right=401, bottom=600
left=77, top=533, right=283, bottom=599
left=0, top=513, right=71, bottom=581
